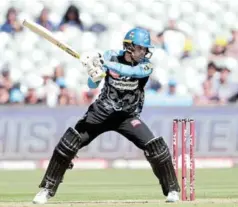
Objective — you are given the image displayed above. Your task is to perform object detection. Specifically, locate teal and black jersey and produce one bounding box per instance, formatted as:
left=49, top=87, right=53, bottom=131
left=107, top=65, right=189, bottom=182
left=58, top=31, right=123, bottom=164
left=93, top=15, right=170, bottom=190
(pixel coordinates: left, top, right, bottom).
left=88, top=50, right=153, bottom=116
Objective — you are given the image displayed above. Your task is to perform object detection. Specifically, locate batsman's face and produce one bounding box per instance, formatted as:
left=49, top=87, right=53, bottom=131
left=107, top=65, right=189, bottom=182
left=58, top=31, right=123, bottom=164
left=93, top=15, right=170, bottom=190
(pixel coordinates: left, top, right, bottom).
left=132, top=45, right=147, bottom=62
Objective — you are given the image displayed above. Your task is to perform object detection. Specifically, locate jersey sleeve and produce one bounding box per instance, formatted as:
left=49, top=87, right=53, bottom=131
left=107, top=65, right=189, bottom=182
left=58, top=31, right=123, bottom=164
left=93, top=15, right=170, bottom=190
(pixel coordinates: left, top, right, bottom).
left=103, top=50, right=153, bottom=78
left=103, top=50, right=120, bottom=61
left=104, top=61, right=153, bottom=78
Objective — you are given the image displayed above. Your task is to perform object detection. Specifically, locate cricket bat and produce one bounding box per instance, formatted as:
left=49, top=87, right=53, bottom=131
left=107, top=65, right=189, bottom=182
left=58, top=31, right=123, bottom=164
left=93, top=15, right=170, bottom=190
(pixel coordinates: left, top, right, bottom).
left=22, top=19, right=106, bottom=81
left=23, top=19, right=80, bottom=59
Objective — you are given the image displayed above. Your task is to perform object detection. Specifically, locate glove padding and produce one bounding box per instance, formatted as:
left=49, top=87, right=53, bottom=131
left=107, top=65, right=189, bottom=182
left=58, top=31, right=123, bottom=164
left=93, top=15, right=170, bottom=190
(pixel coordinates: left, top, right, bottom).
left=80, top=51, right=106, bottom=82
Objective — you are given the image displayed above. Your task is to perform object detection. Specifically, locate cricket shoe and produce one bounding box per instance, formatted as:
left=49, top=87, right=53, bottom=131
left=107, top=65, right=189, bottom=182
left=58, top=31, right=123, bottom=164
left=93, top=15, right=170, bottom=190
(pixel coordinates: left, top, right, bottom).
left=32, top=188, right=51, bottom=204
left=166, top=191, right=179, bottom=203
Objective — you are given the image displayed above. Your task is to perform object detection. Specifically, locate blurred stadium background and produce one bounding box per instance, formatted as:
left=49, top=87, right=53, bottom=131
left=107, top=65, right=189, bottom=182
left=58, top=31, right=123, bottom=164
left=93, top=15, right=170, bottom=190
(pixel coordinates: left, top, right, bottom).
left=1, top=0, right=238, bottom=106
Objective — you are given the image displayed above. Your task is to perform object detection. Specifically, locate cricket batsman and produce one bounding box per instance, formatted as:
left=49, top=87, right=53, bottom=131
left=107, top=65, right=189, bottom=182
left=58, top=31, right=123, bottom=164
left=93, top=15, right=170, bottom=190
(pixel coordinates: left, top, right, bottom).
left=33, top=27, right=180, bottom=204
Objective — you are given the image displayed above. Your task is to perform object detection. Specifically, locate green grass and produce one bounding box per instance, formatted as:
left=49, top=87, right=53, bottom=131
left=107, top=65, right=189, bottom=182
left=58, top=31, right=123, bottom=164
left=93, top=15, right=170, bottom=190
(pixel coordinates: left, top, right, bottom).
left=0, top=168, right=237, bottom=206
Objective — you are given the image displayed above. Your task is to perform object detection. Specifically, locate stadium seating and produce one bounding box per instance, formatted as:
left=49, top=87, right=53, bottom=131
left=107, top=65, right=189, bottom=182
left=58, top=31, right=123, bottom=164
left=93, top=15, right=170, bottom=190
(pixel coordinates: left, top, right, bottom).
left=0, top=0, right=238, bottom=106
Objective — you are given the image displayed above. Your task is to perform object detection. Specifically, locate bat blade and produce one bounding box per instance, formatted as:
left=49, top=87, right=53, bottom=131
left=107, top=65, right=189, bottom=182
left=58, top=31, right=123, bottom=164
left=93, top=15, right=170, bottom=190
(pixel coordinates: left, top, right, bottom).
left=22, top=19, right=80, bottom=59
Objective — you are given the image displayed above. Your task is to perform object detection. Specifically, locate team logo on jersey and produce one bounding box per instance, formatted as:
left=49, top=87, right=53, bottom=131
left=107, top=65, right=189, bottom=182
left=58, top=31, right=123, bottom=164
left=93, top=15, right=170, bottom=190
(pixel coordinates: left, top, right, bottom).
left=131, top=119, right=141, bottom=127
left=143, top=63, right=153, bottom=71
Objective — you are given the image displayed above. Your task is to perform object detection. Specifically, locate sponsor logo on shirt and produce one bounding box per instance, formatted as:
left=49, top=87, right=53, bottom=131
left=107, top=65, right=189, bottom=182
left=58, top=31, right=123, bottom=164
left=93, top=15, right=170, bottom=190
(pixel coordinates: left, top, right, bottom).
left=108, top=77, right=138, bottom=90
left=131, top=119, right=141, bottom=127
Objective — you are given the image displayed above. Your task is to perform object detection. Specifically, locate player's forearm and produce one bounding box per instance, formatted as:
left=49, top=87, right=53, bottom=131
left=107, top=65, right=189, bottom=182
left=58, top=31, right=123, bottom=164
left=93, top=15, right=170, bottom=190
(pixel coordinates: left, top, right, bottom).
left=103, top=61, right=152, bottom=78
left=87, top=77, right=100, bottom=88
